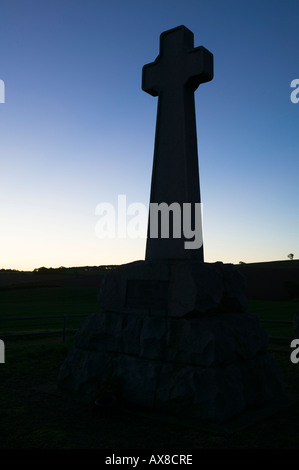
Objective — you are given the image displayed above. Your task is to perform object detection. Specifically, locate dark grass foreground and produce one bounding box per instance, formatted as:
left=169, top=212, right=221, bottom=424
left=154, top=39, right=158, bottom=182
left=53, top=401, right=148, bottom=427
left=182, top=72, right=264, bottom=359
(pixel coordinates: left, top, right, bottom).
left=1, top=337, right=299, bottom=449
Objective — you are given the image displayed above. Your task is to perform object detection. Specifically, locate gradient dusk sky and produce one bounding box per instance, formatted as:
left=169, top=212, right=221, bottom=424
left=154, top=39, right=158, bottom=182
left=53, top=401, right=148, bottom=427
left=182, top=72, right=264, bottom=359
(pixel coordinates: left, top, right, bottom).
left=0, top=0, right=298, bottom=271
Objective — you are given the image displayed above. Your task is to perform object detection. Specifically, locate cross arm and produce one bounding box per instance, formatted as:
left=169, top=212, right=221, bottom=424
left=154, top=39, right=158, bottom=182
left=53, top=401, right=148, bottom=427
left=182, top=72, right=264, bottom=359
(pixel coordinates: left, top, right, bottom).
left=186, top=46, right=213, bottom=91
left=142, top=59, right=161, bottom=97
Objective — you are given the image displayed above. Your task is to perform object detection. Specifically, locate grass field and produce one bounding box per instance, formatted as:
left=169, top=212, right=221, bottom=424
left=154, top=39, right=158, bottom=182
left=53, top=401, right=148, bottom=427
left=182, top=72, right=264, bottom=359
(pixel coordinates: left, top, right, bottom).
left=248, top=299, right=299, bottom=338
left=0, top=286, right=99, bottom=337
left=1, top=265, right=299, bottom=449
left=1, top=286, right=99, bottom=316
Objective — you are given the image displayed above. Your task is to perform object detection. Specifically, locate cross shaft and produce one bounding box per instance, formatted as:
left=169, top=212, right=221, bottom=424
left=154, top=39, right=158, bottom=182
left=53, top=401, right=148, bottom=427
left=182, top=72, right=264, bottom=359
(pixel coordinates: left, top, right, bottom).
left=142, top=25, right=213, bottom=261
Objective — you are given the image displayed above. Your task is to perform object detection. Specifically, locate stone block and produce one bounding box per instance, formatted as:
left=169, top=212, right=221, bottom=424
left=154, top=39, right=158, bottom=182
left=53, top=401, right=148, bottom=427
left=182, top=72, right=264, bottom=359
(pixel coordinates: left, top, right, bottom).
left=73, top=310, right=268, bottom=367
left=98, top=260, right=247, bottom=317
left=74, top=312, right=123, bottom=352
left=115, top=355, right=161, bottom=408
left=140, top=316, right=168, bottom=360
left=58, top=348, right=116, bottom=398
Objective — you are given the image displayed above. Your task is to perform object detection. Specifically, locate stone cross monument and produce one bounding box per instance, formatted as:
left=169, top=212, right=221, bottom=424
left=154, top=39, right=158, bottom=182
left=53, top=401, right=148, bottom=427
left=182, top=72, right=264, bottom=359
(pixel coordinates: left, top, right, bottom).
left=58, top=26, right=285, bottom=425
left=143, top=26, right=213, bottom=261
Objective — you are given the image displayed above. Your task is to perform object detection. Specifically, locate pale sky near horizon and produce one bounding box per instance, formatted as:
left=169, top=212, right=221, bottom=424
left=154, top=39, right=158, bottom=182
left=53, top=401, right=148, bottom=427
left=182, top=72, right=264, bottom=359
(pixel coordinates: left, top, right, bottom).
left=0, top=0, right=298, bottom=271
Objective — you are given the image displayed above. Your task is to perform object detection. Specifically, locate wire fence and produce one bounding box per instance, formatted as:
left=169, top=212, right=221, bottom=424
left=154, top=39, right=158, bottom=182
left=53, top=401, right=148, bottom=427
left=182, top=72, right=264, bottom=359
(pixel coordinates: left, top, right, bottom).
left=0, top=314, right=296, bottom=344
left=260, top=319, right=294, bottom=341
left=0, top=313, right=88, bottom=342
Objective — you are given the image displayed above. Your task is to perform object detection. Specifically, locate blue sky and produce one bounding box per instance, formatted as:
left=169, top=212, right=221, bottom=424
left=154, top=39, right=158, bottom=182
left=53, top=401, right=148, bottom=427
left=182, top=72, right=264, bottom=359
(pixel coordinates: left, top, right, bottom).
left=0, top=0, right=298, bottom=270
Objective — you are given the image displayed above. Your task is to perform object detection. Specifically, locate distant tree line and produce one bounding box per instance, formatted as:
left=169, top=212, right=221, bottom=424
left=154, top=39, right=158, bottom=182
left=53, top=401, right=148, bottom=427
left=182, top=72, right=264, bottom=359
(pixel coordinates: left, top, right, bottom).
left=33, top=265, right=116, bottom=274
left=0, top=268, right=21, bottom=272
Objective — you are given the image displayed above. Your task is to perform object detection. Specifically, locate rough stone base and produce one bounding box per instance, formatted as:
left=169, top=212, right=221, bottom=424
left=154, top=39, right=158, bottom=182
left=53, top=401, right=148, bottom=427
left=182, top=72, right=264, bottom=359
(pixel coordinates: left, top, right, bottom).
left=58, top=310, right=285, bottom=424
